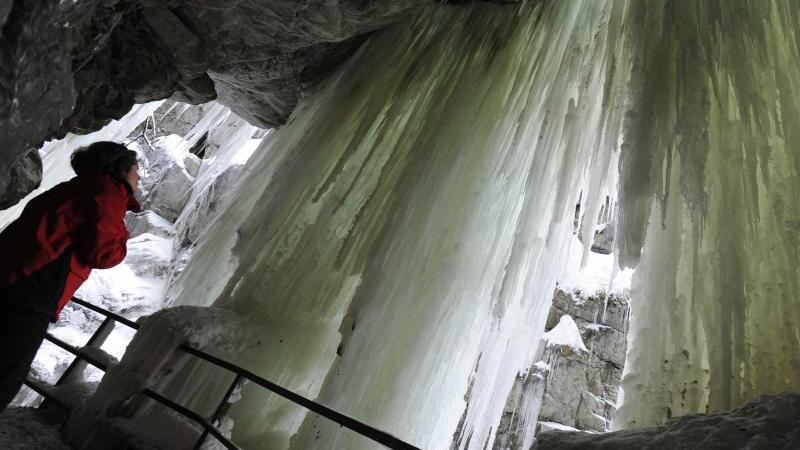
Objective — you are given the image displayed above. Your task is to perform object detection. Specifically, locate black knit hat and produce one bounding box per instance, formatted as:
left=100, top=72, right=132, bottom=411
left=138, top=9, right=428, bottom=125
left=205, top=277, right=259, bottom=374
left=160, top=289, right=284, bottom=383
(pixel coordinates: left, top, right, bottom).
left=71, top=141, right=138, bottom=184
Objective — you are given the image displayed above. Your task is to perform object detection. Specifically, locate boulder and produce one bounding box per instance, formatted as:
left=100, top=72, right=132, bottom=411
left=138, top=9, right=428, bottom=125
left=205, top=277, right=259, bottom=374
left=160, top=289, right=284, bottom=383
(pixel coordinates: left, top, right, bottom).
left=123, top=233, right=174, bottom=280
left=139, top=135, right=201, bottom=222
left=126, top=210, right=176, bottom=240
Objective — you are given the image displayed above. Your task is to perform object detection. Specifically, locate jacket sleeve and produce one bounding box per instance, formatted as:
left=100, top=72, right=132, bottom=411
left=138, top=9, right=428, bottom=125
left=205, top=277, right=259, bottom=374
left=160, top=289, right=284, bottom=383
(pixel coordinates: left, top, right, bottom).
left=76, top=180, right=130, bottom=269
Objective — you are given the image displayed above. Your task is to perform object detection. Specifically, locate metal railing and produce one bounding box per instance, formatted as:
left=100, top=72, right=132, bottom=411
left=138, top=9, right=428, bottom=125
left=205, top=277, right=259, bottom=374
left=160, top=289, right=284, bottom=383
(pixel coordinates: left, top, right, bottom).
left=26, top=296, right=421, bottom=450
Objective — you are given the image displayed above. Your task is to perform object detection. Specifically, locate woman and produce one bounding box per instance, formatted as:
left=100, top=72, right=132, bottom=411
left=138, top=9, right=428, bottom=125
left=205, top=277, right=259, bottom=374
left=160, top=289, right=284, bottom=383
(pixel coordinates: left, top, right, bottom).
left=0, top=141, right=140, bottom=410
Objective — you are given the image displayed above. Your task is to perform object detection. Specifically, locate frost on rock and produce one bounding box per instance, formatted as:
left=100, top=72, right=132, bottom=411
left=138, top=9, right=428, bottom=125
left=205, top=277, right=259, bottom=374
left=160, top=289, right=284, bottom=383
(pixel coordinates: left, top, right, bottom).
left=127, top=210, right=177, bottom=240
left=165, top=2, right=629, bottom=449
left=139, top=135, right=202, bottom=222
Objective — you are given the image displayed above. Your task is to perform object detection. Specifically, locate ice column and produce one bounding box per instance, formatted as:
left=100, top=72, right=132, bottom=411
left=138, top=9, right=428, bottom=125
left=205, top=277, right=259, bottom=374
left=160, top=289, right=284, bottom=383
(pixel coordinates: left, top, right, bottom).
left=168, top=2, right=628, bottom=449
left=615, top=0, right=800, bottom=428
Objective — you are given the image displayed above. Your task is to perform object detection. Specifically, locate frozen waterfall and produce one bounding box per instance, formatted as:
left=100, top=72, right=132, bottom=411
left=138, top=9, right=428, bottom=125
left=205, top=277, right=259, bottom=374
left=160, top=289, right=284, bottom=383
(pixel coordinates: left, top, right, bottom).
left=614, top=0, right=800, bottom=428
left=165, top=2, right=628, bottom=449
left=7, top=0, right=799, bottom=448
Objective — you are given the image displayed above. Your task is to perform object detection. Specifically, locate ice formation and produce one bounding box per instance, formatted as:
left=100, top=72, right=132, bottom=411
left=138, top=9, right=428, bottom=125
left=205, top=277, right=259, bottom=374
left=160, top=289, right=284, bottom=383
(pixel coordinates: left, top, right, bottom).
left=614, top=0, right=800, bottom=428
left=165, top=2, right=629, bottom=449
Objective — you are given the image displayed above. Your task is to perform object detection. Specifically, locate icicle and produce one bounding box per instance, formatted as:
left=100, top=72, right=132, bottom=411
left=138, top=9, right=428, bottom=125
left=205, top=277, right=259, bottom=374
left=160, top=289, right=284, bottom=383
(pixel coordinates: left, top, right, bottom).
left=614, top=0, right=800, bottom=428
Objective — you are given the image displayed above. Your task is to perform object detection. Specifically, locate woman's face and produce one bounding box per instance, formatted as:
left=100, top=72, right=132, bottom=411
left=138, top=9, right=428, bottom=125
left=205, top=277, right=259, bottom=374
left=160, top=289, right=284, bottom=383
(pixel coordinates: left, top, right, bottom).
left=126, top=163, right=140, bottom=192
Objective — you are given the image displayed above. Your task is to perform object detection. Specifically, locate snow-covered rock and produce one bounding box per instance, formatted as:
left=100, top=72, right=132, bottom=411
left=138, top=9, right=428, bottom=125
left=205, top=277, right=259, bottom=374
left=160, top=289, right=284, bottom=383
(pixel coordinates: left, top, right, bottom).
left=544, top=315, right=589, bottom=353
left=535, top=392, right=800, bottom=450
left=536, top=289, right=630, bottom=433
left=139, top=135, right=201, bottom=222
left=127, top=210, right=177, bottom=240
left=494, top=288, right=630, bottom=448
left=123, top=233, right=174, bottom=280
left=146, top=163, right=195, bottom=223
left=537, top=344, right=620, bottom=432
left=63, top=306, right=261, bottom=449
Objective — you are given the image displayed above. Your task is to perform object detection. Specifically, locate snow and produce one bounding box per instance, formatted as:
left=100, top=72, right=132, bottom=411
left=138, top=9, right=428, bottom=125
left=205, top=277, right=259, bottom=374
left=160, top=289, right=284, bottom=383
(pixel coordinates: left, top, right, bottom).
left=543, top=316, right=589, bottom=353
left=559, top=237, right=632, bottom=297
left=538, top=421, right=581, bottom=433
left=62, top=306, right=259, bottom=448
left=0, top=103, right=163, bottom=231
left=0, top=408, right=70, bottom=449
left=583, top=323, right=610, bottom=332
left=229, top=137, right=263, bottom=166
left=7, top=99, right=268, bottom=413
left=156, top=134, right=192, bottom=171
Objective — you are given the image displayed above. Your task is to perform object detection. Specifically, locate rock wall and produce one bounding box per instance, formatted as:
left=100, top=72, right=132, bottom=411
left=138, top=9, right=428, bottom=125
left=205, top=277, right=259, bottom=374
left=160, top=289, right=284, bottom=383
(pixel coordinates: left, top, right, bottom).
left=538, top=289, right=629, bottom=433
left=493, top=287, right=630, bottom=450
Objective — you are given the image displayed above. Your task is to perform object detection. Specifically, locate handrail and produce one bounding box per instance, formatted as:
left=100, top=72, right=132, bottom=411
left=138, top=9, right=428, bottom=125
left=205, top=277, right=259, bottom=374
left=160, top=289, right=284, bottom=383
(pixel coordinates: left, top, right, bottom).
left=142, top=388, right=241, bottom=450
left=177, top=344, right=420, bottom=450
left=47, top=296, right=423, bottom=450
left=70, top=297, right=140, bottom=330
left=39, top=331, right=240, bottom=449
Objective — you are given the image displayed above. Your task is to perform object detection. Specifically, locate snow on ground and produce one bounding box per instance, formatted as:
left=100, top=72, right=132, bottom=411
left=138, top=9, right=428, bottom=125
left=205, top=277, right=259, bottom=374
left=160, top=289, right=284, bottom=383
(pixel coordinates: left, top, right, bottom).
left=25, top=238, right=173, bottom=390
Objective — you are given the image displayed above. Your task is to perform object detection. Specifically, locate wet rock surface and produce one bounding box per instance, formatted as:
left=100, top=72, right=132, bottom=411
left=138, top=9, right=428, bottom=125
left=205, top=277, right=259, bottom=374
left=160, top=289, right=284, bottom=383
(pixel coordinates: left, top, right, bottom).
left=534, top=392, right=800, bottom=450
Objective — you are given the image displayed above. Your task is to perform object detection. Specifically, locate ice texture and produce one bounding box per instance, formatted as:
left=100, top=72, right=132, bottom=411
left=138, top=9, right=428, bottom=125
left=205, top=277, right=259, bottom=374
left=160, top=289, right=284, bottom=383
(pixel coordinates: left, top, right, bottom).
left=614, top=0, right=800, bottom=428
left=165, top=2, right=630, bottom=449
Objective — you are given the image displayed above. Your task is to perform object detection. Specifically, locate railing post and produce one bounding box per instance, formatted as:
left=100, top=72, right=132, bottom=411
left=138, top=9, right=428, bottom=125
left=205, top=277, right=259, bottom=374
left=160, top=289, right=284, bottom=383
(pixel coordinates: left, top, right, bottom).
left=57, top=316, right=116, bottom=385
left=194, top=374, right=245, bottom=450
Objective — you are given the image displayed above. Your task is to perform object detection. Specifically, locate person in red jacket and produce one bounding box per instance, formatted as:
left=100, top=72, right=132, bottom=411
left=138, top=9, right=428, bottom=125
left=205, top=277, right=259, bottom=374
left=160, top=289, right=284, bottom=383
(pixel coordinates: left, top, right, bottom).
left=0, top=141, right=140, bottom=410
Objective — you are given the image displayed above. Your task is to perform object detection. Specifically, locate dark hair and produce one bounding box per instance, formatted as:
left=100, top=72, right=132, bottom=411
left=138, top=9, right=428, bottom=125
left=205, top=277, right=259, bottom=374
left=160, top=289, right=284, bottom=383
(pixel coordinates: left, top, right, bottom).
left=71, top=141, right=138, bottom=182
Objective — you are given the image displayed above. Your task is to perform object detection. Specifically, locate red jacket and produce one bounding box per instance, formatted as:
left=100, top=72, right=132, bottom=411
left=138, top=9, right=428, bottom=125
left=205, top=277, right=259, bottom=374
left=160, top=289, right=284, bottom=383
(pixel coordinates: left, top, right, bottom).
left=0, top=175, right=140, bottom=319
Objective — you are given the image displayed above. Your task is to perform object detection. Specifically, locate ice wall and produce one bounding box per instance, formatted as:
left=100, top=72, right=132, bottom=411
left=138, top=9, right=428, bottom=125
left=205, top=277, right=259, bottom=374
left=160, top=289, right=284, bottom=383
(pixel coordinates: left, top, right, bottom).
left=615, top=0, right=800, bottom=428
left=166, top=2, right=628, bottom=449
